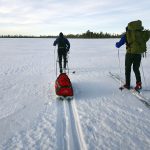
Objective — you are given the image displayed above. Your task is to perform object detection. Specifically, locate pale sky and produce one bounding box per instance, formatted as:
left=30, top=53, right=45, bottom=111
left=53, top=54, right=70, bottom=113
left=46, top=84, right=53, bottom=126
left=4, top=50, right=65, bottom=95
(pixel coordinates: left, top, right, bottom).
left=0, top=0, right=150, bottom=35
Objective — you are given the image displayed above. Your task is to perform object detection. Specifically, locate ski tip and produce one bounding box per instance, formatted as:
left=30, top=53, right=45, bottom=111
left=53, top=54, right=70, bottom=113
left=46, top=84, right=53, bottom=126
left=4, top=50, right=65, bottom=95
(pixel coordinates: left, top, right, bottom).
left=119, top=87, right=124, bottom=91
left=56, top=96, right=73, bottom=101
left=56, top=96, right=64, bottom=101
left=66, top=96, right=73, bottom=101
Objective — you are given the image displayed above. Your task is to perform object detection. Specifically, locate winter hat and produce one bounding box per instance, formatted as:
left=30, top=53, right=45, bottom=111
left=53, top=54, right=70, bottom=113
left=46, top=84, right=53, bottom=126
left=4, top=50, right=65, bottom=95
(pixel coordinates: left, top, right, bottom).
left=59, top=32, right=63, bottom=37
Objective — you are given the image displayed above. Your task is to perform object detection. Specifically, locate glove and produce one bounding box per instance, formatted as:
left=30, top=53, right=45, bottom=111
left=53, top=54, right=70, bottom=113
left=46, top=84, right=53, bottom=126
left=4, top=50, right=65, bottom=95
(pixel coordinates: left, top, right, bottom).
left=115, top=42, right=120, bottom=48
left=66, top=48, right=69, bottom=52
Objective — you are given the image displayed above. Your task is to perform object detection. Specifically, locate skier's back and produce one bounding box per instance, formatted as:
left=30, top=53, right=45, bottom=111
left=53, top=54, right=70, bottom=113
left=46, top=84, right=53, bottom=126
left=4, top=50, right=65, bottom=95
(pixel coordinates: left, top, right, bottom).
left=53, top=32, right=70, bottom=74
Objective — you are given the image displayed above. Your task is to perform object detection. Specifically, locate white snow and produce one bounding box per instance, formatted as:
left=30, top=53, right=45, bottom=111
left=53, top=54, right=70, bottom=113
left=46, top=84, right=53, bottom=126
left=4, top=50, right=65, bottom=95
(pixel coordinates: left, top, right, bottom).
left=0, top=38, right=150, bottom=150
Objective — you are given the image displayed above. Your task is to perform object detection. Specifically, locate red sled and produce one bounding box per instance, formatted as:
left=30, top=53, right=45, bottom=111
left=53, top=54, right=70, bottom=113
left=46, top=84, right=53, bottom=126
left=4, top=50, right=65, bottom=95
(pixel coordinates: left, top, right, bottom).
left=55, top=73, right=73, bottom=97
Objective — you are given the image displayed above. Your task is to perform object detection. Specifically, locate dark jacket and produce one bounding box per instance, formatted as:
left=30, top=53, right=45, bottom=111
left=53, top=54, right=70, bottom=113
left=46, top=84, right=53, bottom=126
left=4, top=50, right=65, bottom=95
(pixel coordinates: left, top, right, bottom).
left=53, top=36, right=70, bottom=51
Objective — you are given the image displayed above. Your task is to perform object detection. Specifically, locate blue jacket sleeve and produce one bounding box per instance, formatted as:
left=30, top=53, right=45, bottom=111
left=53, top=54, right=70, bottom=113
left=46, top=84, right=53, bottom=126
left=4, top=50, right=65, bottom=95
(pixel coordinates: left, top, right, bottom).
left=116, top=34, right=126, bottom=48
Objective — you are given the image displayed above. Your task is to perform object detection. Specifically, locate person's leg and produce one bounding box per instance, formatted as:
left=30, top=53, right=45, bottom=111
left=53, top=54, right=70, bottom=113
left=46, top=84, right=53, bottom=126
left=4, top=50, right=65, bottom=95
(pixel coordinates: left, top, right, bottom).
left=133, top=54, right=142, bottom=89
left=125, top=53, right=133, bottom=87
left=63, top=52, right=67, bottom=69
left=58, top=50, right=63, bottom=73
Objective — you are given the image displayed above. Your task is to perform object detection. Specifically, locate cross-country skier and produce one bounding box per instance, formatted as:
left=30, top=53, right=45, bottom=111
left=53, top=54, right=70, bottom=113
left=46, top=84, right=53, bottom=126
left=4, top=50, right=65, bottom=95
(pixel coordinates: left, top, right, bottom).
left=115, top=20, right=149, bottom=90
left=53, top=32, right=70, bottom=74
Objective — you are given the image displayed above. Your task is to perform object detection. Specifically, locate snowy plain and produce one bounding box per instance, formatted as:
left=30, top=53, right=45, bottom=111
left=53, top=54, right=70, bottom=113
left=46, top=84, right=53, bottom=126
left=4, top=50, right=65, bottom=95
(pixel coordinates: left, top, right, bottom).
left=0, top=38, right=150, bottom=150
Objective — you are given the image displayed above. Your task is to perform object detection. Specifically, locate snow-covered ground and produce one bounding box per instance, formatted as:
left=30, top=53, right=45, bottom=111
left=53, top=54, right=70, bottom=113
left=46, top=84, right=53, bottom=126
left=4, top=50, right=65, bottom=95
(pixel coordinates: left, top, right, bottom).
left=0, top=38, right=150, bottom=150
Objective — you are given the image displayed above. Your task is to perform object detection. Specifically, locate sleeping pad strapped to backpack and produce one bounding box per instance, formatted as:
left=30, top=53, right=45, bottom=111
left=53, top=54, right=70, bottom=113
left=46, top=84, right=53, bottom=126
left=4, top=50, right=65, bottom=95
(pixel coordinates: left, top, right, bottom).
left=55, top=73, right=73, bottom=97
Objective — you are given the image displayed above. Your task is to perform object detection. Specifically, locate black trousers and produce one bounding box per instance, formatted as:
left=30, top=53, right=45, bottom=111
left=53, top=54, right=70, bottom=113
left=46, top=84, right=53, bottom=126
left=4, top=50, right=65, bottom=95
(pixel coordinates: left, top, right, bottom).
left=125, top=53, right=141, bottom=86
left=58, top=49, right=67, bottom=69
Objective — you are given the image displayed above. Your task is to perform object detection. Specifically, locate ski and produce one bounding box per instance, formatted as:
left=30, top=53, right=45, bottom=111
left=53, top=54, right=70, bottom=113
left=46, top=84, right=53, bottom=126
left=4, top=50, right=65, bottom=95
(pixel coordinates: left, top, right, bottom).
left=119, top=85, right=141, bottom=93
left=109, top=72, right=150, bottom=107
left=57, top=96, right=73, bottom=101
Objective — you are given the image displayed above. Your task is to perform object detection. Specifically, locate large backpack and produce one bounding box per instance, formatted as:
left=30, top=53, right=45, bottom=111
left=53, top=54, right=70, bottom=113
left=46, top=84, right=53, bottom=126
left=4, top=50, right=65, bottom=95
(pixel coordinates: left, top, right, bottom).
left=126, top=20, right=149, bottom=54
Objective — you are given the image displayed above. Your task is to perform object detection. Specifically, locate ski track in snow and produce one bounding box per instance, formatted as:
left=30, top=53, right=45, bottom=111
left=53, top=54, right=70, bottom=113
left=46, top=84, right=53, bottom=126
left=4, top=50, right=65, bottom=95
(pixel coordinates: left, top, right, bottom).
left=56, top=98, right=87, bottom=150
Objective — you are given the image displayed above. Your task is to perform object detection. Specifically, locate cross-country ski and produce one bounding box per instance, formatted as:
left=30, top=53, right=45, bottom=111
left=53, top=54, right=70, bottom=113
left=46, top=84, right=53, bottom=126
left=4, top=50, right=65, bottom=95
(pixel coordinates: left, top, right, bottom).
left=109, top=72, right=150, bottom=107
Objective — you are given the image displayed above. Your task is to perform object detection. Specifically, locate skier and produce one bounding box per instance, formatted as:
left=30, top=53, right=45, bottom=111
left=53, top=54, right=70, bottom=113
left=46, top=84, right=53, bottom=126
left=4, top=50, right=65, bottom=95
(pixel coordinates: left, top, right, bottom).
left=53, top=32, right=70, bottom=73
left=115, top=20, right=149, bottom=90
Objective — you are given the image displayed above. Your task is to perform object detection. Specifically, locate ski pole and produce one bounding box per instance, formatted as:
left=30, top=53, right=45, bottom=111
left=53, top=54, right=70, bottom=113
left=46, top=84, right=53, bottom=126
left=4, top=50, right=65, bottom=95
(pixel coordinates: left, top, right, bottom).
left=54, top=47, right=59, bottom=77
left=117, top=48, right=122, bottom=89
left=54, top=46, right=56, bottom=69
left=141, top=59, right=147, bottom=89
left=66, top=53, right=69, bottom=75
left=56, top=56, right=58, bottom=77
left=54, top=47, right=57, bottom=77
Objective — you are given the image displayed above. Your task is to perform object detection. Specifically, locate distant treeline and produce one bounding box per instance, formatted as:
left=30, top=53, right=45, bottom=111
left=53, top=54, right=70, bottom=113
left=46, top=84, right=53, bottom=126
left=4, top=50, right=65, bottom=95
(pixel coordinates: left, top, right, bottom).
left=0, top=35, right=56, bottom=38
left=0, top=30, right=121, bottom=38
left=66, top=30, right=121, bottom=38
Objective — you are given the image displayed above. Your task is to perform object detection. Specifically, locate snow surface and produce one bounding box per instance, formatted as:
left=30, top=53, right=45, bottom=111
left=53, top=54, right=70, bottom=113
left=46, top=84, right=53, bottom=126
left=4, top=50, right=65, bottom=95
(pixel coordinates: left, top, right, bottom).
left=0, top=38, right=150, bottom=150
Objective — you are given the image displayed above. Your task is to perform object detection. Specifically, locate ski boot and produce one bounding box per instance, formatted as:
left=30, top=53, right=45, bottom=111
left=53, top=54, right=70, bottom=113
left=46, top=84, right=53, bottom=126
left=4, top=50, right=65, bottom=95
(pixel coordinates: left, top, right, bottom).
left=123, top=84, right=130, bottom=89
left=134, top=82, right=142, bottom=91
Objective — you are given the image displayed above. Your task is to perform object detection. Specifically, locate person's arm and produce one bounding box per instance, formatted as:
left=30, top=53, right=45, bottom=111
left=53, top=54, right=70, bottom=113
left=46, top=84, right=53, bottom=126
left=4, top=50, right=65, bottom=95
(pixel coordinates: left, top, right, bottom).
left=148, top=31, right=150, bottom=39
left=53, top=38, right=59, bottom=46
left=65, top=38, right=70, bottom=51
left=116, top=34, right=126, bottom=48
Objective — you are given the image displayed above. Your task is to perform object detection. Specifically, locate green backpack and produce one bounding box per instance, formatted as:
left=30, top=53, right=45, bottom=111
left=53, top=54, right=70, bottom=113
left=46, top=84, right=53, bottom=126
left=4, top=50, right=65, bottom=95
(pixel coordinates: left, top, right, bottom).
left=126, top=20, right=150, bottom=54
